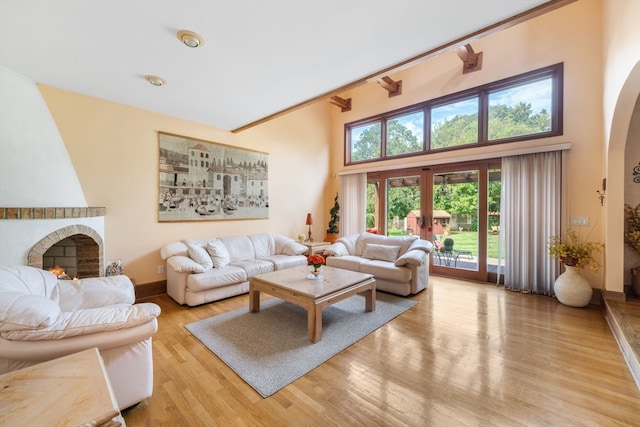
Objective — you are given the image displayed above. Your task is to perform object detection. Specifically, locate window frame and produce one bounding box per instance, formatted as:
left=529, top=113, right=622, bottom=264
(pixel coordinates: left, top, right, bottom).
left=345, top=63, right=563, bottom=166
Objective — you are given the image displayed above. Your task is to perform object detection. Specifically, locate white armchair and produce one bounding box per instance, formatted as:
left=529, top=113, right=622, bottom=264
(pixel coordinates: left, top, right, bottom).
left=0, top=266, right=161, bottom=410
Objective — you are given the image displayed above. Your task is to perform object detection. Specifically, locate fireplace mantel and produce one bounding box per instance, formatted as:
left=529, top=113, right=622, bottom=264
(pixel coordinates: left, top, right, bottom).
left=0, top=207, right=105, bottom=220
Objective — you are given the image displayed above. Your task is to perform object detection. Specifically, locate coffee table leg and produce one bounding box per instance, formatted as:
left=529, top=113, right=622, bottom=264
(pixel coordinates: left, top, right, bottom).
left=249, top=289, right=260, bottom=313
left=365, top=286, right=376, bottom=312
left=309, top=305, right=322, bottom=343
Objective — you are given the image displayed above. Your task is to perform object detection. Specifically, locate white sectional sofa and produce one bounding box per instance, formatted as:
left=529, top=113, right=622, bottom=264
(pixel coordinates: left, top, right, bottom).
left=324, top=232, right=434, bottom=296
left=0, top=266, right=160, bottom=410
left=160, top=233, right=309, bottom=306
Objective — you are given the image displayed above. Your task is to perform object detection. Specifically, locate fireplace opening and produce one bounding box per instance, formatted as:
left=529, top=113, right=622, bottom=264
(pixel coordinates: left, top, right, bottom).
left=28, top=225, right=104, bottom=278
left=42, top=236, right=100, bottom=279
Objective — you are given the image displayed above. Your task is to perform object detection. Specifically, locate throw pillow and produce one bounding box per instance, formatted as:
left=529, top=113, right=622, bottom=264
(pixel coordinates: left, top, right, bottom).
left=0, top=292, right=61, bottom=332
left=282, top=241, right=309, bottom=256
left=324, top=242, right=349, bottom=257
left=206, top=239, right=231, bottom=268
left=187, top=244, right=213, bottom=270
left=362, top=243, right=401, bottom=262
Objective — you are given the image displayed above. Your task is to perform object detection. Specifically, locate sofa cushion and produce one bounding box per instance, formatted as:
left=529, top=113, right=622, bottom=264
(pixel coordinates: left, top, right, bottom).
left=356, top=233, right=418, bottom=257
left=336, top=234, right=360, bottom=255
left=187, top=266, right=248, bottom=292
left=0, top=303, right=160, bottom=341
left=219, top=235, right=255, bottom=261
left=260, top=255, right=307, bottom=270
left=0, top=266, right=59, bottom=299
left=359, top=260, right=413, bottom=283
left=249, top=233, right=276, bottom=259
left=325, top=255, right=368, bottom=271
left=206, top=239, right=231, bottom=268
left=231, top=259, right=274, bottom=277
left=187, top=244, right=213, bottom=270
left=0, top=292, right=61, bottom=332
left=362, top=243, right=401, bottom=262
left=58, top=275, right=135, bottom=312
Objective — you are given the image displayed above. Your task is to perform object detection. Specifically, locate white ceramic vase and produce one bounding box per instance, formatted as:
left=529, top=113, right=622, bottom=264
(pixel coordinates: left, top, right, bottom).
left=554, top=265, right=592, bottom=307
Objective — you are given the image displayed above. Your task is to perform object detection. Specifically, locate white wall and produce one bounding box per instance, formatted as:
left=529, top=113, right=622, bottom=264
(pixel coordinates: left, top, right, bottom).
left=0, top=66, right=105, bottom=267
left=0, top=66, right=87, bottom=206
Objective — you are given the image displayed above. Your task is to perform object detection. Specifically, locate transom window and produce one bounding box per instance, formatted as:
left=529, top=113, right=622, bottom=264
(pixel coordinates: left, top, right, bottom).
left=346, top=63, right=562, bottom=165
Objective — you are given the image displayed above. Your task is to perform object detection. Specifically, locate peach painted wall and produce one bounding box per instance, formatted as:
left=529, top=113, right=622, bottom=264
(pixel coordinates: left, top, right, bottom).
left=602, top=0, right=640, bottom=295
left=328, top=0, right=608, bottom=288
left=39, top=86, right=332, bottom=285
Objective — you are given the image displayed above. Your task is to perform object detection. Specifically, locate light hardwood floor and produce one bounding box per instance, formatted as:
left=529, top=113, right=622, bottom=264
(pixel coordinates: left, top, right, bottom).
left=124, top=277, right=640, bottom=426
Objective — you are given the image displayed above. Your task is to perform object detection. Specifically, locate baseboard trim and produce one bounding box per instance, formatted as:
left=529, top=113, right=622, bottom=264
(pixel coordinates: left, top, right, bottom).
left=603, top=289, right=627, bottom=302
left=601, top=293, right=640, bottom=390
left=135, top=280, right=167, bottom=301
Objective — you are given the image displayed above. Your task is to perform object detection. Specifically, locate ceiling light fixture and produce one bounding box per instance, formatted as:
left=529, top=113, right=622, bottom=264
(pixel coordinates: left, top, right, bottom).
left=144, top=75, right=166, bottom=86
left=177, top=30, right=204, bottom=48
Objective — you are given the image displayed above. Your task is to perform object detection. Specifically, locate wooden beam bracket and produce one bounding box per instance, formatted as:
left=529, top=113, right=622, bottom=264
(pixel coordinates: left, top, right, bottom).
left=329, top=96, right=352, bottom=112
left=456, top=44, right=483, bottom=74
left=376, top=76, right=402, bottom=97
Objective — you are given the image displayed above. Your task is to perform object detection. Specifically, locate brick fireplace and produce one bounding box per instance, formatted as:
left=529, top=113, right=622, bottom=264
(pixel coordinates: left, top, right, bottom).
left=0, top=207, right=105, bottom=278
left=29, top=224, right=103, bottom=278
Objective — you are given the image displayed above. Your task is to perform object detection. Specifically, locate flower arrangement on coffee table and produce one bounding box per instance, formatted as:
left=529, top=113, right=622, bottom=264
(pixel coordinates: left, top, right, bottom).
left=307, top=254, right=326, bottom=279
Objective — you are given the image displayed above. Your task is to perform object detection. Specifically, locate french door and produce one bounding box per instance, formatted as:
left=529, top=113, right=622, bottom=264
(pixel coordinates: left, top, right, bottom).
left=367, top=160, right=503, bottom=283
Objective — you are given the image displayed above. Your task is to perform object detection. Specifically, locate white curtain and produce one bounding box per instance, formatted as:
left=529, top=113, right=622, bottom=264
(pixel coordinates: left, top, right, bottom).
left=501, top=151, right=562, bottom=295
left=339, top=173, right=367, bottom=236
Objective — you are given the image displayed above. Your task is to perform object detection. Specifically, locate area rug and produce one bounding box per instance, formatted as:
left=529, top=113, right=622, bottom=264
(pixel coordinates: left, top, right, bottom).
left=185, top=292, right=417, bottom=397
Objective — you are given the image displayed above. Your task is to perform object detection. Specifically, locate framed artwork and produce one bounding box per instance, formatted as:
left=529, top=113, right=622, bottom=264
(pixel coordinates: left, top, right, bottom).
left=158, top=132, right=269, bottom=222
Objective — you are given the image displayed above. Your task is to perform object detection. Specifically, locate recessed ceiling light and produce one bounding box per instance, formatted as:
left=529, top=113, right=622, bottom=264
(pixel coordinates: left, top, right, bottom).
left=145, top=75, right=166, bottom=86
left=177, top=30, right=204, bottom=48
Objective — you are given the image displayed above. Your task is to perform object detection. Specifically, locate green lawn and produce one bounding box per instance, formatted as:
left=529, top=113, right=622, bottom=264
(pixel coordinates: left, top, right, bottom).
left=389, top=229, right=502, bottom=259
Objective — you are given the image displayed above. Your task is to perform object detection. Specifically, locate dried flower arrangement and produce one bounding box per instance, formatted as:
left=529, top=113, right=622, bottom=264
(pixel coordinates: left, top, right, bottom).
left=548, top=230, right=604, bottom=270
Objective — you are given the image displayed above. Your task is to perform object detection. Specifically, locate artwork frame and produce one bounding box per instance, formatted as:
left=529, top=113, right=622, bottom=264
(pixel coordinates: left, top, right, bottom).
left=158, top=132, right=269, bottom=222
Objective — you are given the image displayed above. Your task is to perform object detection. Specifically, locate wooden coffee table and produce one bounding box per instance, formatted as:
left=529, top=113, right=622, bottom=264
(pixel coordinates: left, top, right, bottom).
left=249, top=265, right=376, bottom=343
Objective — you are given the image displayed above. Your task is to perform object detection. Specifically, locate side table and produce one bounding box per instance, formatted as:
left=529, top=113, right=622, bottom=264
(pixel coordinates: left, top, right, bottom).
left=302, top=241, right=331, bottom=255
left=0, top=347, right=123, bottom=427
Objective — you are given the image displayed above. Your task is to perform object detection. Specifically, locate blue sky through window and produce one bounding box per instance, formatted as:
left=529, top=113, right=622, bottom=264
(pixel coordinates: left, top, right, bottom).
left=489, top=78, right=552, bottom=113
left=431, top=98, right=479, bottom=131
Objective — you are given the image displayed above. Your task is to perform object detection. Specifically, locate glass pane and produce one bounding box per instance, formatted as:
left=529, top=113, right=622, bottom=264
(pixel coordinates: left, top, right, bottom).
left=386, top=111, right=424, bottom=156
left=386, top=175, right=421, bottom=236
left=487, top=168, right=504, bottom=275
left=488, top=78, right=552, bottom=140
left=350, top=122, right=381, bottom=162
left=366, top=180, right=380, bottom=233
left=432, top=171, right=478, bottom=270
left=430, top=98, right=479, bottom=149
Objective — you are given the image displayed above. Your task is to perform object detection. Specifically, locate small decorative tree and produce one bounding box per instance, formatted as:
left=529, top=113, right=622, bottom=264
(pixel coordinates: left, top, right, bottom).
left=624, top=204, right=640, bottom=254
left=624, top=203, right=640, bottom=297
left=325, top=193, right=340, bottom=243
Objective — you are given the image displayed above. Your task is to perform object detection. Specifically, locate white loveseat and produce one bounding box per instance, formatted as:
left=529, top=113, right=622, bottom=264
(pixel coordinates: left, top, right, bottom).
left=160, top=233, right=309, bottom=306
left=324, top=232, right=434, bottom=296
left=0, top=266, right=161, bottom=411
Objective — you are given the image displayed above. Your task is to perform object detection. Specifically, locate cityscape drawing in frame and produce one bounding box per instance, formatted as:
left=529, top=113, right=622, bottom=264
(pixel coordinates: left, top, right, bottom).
left=158, top=132, right=269, bottom=222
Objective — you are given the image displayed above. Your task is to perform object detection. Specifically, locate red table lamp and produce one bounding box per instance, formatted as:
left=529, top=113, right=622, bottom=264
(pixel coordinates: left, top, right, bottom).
left=305, top=213, right=314, bottom=242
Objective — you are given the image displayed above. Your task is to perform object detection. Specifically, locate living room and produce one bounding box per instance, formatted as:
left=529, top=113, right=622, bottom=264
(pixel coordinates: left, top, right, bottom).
left=1, top=0, right=639, bottom=425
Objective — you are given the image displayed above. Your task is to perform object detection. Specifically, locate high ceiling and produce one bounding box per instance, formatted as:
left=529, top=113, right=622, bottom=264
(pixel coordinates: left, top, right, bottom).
left=0, top=0, right=563, bottom=132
